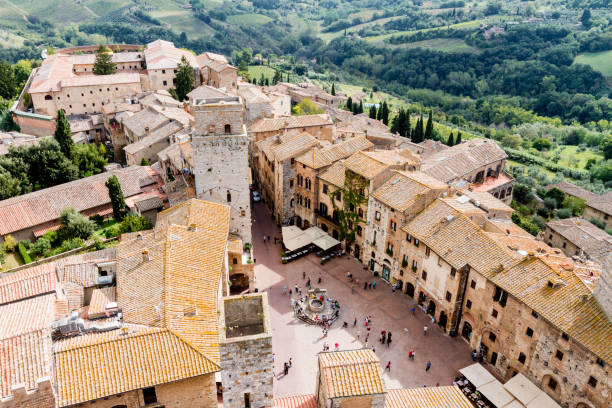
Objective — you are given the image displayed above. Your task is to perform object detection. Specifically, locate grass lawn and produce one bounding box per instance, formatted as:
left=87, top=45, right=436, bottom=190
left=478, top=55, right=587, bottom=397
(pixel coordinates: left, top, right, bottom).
left=392, top=38, right=479, bottom=53
left=227, top=13, right=272, bottom=25
left=1, top=252, right=23, bottom=271
left=574, top=51, right=612, bottom=77
left=248, top=65, right=277, bottom=82
left=553, top=145, right=602, bottom=170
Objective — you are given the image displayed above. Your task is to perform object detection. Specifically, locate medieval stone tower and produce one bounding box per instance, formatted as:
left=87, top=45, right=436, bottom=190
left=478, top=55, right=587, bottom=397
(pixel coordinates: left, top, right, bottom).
left=219, top=293, right=274, bottom=408
left=191, top=93, right=252, bottom=244
left=593, top=253, right=612, bottom=321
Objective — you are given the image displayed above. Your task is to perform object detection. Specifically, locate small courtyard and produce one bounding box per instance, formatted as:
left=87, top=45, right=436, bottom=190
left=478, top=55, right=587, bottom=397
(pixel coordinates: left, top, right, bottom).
left=251, top=202, right=475, bottom=398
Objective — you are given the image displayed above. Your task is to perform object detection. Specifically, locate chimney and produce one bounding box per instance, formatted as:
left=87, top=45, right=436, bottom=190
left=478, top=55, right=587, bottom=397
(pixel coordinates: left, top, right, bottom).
left=144, top=126, right=150, bottom=136
left=188, top=223, right=197, bottom=231
left=142, top=248, right=150, bottom=262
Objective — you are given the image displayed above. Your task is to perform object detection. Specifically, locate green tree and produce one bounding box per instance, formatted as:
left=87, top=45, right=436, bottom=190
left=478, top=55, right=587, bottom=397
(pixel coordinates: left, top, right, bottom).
left=580, top=9, right=592, bottom=28
left=455, top=131, right=462, bottom=145
left=140, top=157, right=150, bottom=166
left=424, top=110, right=434, bottom=140
left=0, top=61, right=16, bottom=99
left=18, top=139, right=78, bottom=189
left=295, top=98, right=324, bottom=115
left=54, top=109, right=74, bottom=159
left=561, top=196, right=585, bottom=216
left=447, top=132, right=455, bottom=146
left=346, top=96, right=353, bottom=112
left=545, top=188, right=566, bottom=205
left=60, top=207, right=96, bottom=240
left=381, top=101, right=389, bottom=125
left=72, top=143, right=108, bottom=178
left=331, top=83, right=336, bottom=96
left=369, top=104, right=377, bottom=119
left=175, top=56, right=195, bottom=101
left=30, top=237, right=51, bottom=257
left=105, top=175, right=127, bottom=221
left=413, top=115, right=424, bottom=143
left=0, top=109, right=20, bottom=132
left=532, top=138, right=552, bottom=151
left=602, top=136, right=612, bottom=160
left=119, top=214, right=153, bottom=234
left=92, top=45, right=116, bottom=75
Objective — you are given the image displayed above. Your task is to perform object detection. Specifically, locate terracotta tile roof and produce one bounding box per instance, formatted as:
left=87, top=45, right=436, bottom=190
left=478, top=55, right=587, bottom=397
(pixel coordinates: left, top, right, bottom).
left=547, top=217, right=612, bottom=263
left=56, top=261, right=100, bottom=288
left=318, top=349, right=385, bottom=398
left=134, top=194, right=164, bottom=212
left=59, top=73, right=140, bottom=88
left=118, top=199, right=230, bottom=363
left=491, top=255, right=612, bottom=364
left=274, top=395, right=317, bottom=408
left=196, top=52, right=228, bottom=65
left=53, top=326, right=219, bottom=406
left=402, top=199, right=519, bottom=274
left=87, top=287, right=116, bottom=319
left=249, top=114, right=332, bottom=133
left=372, top=171, right=448, bottom=212
left=0, top=293, right=55, bottom=339
left=385, top=386, right=473, bottom=408
left=461, top=191, right=514, bottom=213
left=0, top=262, right=57, bottom=305
left=187, top=85, right=231, bottom=100
left=123, top=120, right=184, bottom=155
left=271, top=132, right=320, bottom=162
left=342, top=151, right=393, bottom=180
left=139, top=90, right=181, bottom=108
left=546, top=182, right=612, bottom=215
left=296, top=137, right=374, bottom=169
left=362, top=150, right=421, bottom=168
left=0, top=166, right=156, bottom=236
left=237, top=86, right=271, bottom=104
left=421, top=139, right=507, bottom=183
left=319, top=161, right=347, bottom=188
left=144, top=39, right=198, bottom=69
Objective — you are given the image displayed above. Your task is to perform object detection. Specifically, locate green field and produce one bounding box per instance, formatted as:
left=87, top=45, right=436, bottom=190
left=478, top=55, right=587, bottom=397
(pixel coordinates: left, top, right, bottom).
left=366, top=19, right=485, bottom=43
left=248, top=65, right=276, bottom=81
left=554, top=145, right=602, bottom=169
left=227, top=13, right=273, bottom=26
left=393, top=38, right=479, bottom=53
left=574, top=51, right=612, bottom=77
left=1, top=253, right=23, bottom=272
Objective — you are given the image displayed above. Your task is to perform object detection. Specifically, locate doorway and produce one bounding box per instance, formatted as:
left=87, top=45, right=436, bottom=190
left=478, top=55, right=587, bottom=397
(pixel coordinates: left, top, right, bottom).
left=382, top=265, right=390, bottom=282
left=405, top=283, right=415, bottom=297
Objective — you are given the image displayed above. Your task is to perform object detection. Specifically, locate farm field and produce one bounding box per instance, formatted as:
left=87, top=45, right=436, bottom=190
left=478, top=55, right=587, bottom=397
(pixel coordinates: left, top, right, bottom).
left=248, top=65, right=276, bottom=81
left=227, top=13, right=273, bottom=25
left=392, top=38, right=479, bottom=53
left=365, top=19, right=485, bottom=43
left=574, top=51, right=612, bottom=77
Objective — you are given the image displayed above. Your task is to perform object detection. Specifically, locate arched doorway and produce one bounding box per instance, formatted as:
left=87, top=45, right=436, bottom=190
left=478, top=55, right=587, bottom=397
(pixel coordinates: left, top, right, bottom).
left=320, top=223, right=328, bottom=232
left=427, top=300, right=436, bottom=316
left=461, top=321, right=472, bottom=341
left=332, top=229, right=339, bottom=240
left=418, top=291, right=426, bottom=305
left=382, top=265, right=390, bottom=282
left=229, top=273, right=249, bottom=295
left=354, top=245, right=360, bottom=260
left=438, top=311, right=448, bottom=331
left=405, top=283, right=415, bottom=297
left=303, top=220, right=310, bottom=228
left=295, top=216, right=302, bottom=227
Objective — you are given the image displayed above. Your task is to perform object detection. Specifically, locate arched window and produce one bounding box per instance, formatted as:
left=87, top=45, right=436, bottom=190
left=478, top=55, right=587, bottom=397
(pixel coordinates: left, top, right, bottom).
left=290, top=198, right=294, bottom=208
left=225, top=124, right=231, bottom=134
left=227, top=191, right=232, bottom=202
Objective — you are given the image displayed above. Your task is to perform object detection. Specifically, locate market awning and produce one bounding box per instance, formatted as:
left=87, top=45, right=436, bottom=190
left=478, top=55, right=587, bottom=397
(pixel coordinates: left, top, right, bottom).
left=282, top=226, right=304, bottom=241
left=313, top=235, right=340, bottom=251
left=525, top=392, right=561, bottom=408
left=478, top=380, right=516, bottom=407
left=503, top=374, right=542, bottom=406
left=459, top=363, right=496, bottom=388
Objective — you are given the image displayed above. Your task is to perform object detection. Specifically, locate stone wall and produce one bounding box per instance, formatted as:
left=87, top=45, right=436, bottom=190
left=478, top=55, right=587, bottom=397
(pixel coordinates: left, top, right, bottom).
left=583, top=206, right=610, bottom=230
left=294, top=165, right=318, bottom=228
left=0, top=377, right=55, bottom=408
left=543, top=227, right=582, bottom=258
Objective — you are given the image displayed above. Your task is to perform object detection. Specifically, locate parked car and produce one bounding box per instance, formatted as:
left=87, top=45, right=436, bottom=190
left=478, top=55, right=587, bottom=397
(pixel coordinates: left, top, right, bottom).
left=252, top=191, right=261, bottom=202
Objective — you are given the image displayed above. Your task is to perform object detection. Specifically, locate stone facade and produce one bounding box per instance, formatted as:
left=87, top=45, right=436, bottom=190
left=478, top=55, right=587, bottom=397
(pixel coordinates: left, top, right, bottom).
left=219, top=294, right=274, bottom=408
left=294, top=164, right=319, bottom=228
left=0, top=377, right=55, bottom=408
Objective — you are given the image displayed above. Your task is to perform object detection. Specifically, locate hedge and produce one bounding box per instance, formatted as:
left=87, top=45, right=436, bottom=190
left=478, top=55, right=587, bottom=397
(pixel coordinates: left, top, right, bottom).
left=503, top=147, right=590, bottom=180
left=18, top=242, right=32, bottom=264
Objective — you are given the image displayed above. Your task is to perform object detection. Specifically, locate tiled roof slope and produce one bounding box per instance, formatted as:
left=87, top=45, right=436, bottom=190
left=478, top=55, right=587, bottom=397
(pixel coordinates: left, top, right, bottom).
left=385, top=386, right=472, bottom=408
left=53, top=326, right=219, bottom=407
left=547, top=217, right=612, bottom=262
left=271, top=132, right=320, bottom=162
left=343, top=151, right=393, bottom=180
left=318, top=349, right=385, bottom=398
left=274, top=395, right=317, bottom=408
left=249, top=114, right=332, bottom=133
left=546, top=181, right=612, bottom=215
left=373, top=171, right=448, bottom=212
left=0, top=166, right=156, bottom=235
left=0, top=262, right=57, bottom=305
left=319, top=161, right=347, bottom=188
left=296, top=137, right=374, bottom=169
left=421, top=139, right=507, bottom=183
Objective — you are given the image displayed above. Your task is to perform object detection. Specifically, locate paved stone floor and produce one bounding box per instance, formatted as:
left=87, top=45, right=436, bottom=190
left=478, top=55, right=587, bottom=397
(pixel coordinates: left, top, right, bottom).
left=251, top=202, right=474, bottom=397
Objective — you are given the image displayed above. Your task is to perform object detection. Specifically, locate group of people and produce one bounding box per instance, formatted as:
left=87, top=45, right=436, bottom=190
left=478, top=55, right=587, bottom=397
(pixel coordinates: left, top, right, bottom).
left=262, top=235, right=279, bottom=245
left=282, top=358, right=293, bottom=375
left=363, top=280, right=377, bottom=290
left=379, top=329, right=393, bottom=347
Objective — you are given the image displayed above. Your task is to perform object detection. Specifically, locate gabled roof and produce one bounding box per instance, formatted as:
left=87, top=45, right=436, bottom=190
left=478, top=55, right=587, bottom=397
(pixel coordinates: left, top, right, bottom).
left=0, top=166, right=157, bottom=236
left=0, top=262, right=57, bottom=305
left=296, top=137, right=374, bottom=169
left=546, top=217, right=612, bottom=263
left=421, top=139, right=507, bottom=183
left=187, top=84, right=231, bottom=100
left=385, top=386, right=472, bottom=408
left=257, top=131, right=320, bottom=163
left=372, top=171, right=448, bottom=212
left=53, top=326, right=220, bottom=407
left=274, top=395, right=317, bottom=408
left=319, top=161, right=346, bottom=188
left=144, top=40, right=198, bottom=69
left=123, top=120, right=184, bottom=155
left=546, top=181, right=612, bottom=215
left=342, top=151, right=392, bottom=180
left=318, top=349, right=385, bottom=398
left=249, top=114, right=332, bottom=133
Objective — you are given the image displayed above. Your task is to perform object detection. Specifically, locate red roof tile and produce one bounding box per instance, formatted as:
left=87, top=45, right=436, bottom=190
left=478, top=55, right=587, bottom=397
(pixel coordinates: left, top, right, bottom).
left=0, top=263, right=57, bottom=305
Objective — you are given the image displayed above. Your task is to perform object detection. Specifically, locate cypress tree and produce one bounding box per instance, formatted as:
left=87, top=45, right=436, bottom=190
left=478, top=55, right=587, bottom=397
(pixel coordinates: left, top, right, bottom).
left=447, top=132, right=455, bottom=146
left=105, top=175, right=127, bottom=221
left=359, top=100, right=364, bottom=114
left=390, top=111, right=400, bottom=134
left=331, top=83, right=336, bottom=96
left=381, top=101, right=389, bottom=125
left=396, top=109, right=406, bottom=136
left=54, top=109, right=74, bottom=159
left=402, top=110, right=411, bottom=137
left=369, top=104, right=377, bottom=119
left=93, top=45, right=115, bottom=75
left=456, top=131, right=462, bottom=145
left=424, top=110, right=434, bottom=140
left=376, top=103, right=383, bottom=121
left=413, top=115, right=424, bottom=143
left=175, top=56, right=195, bottom=101
left=140, top=157, right=149, bottom=166
left=346, top=96, right=353, bottom=112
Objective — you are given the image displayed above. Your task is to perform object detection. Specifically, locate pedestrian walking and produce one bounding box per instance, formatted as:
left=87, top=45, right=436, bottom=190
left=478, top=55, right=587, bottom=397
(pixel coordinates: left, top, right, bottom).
left=353, top=318, right=357, bottom=327
left=368, top=282, right=372, bottom=289
left=334, top=343, right=339, bottom=351
left=303, top=271, right=306, bottom=279
left=380, top=333, right=384, bottom=344
left=392, top=284, right=396, bottom=293
left=472, top=350, right=478, bottom=361
left=365, top=333, right=369, bottom=343
left=387, top=332, right=392, bottom=347
left=371, top=346, right=375, bottom=353
left=283, top=286, right=287, bottom=295
left=357, top=330, right=361, bottom=339
left=426, top=361, right=431, bottom=372
left=411, top=307, right=416, bottom=315
left=295, top=284, right=299, bottom=293
left=372, top=281, right=377, bottom=289
left=289, top=289, right=292, bottom=295
left=318, top=274, right=322, bottom=284
left=364, top=281, right=368, bottom=290
left=424, top=326, right=428, bottom=336
left=289, top=358, right=292, bottom=367
left=386, top=361, right=391, bottom=371
left=284, top=362, right=289, bottom=375
left=364, top=317, right=368, bottom=327
left=409, top=350, right=415, bottom=360
left=306, top=278, right=311, bottom=287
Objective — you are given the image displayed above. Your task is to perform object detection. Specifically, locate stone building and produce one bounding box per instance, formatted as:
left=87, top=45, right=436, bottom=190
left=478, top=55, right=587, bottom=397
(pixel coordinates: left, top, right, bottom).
left=249, top=114, right=334, bottom=142
left=197, top=52, right=238, bottom=90
left=237, top=85, right=291, bottom=123
left=546, top=181, right=612, bottom=230
left=420, top=139, right=514, bottom=203
left=294, top=137, right=374, bottom=229
left=191, top=92, right=252, bottom=244
left=544, top=217, right=612, bottom=264
left=219, top=293, right=273, bottom=408
left=253, top=131, right=320, bottom=225
left=144, top=39, right=201, bottom=91
left=317, top=150, right=419, bottom=259
left=362, top=171, right=449, bottom=284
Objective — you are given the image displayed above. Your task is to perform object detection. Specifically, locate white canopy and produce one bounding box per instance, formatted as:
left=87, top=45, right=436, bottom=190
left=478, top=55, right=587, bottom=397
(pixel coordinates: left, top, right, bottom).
left=459, top=363, right=496, bottom=388
left=478, top=380, right=516, bottom=407
left=281, top=226, right=340, bottom=252
left=503, top=374, right=544, bottom=406
left=526, top=392, right=561, bottom=408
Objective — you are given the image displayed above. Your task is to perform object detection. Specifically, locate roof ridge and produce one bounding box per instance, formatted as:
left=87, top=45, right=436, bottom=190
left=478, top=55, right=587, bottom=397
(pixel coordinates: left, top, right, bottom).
left=54, top=326, right=166, bottom=353
left=167, top=328, right=221, bottom=371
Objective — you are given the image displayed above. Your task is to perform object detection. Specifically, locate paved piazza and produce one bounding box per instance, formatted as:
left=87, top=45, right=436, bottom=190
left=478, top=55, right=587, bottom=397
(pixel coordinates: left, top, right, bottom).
left=251, top=202, right=474, bottom=397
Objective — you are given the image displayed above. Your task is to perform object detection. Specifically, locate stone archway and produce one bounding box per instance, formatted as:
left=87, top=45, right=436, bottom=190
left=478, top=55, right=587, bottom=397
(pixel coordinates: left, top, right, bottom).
left=296, top=216, right=302, bottom=228
left=427, top=300, right=436, bottom=316
left=405, top=282, right=415, bottom=297
left=438, top=310, right=448, bottom=331
left=461, top=321, right=473, bottom=341
left=229, top=273, right=249, bottom=295
left=303, top=220, right=310, bottom=228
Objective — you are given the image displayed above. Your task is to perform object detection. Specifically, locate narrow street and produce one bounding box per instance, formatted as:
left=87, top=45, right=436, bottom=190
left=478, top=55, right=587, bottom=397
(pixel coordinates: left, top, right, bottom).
left=250, top=202, right=474, bottom=397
